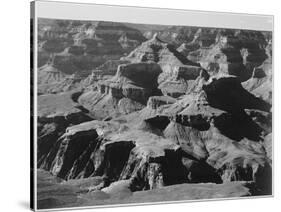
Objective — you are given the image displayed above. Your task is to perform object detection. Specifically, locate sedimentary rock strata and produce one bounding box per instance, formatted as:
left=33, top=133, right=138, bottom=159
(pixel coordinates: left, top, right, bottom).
left=37, top=19, right=147, bottom=95
left=36, top=19, right=272, bottom=209
left=78, top=62, right=163, bottom=119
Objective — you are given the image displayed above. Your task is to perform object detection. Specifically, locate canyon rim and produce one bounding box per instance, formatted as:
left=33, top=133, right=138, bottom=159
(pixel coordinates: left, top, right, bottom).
left=31, top=10, right=273, bottom=211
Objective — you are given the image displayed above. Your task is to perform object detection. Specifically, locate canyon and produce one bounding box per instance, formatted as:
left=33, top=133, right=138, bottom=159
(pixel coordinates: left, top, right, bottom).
left=36, top=19, right=272, bottom=209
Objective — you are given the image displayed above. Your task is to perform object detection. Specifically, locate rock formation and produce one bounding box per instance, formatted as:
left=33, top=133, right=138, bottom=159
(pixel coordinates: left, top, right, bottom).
left=186, top=30, right=269, bottom=82
left=121, top=34, right=203, bottom=97
left=78, top=62, right=162, bottom=119
left=36, top=19, right=272, bottom=210
left=37, top=19, right=147, bottom=95
left=38, top=73, right=272, bottom=194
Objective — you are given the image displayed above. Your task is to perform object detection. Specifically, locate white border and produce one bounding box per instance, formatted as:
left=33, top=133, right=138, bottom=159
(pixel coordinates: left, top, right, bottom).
left=32, top=1, right=274, bottom=211
left=36, top=195, right=273, bottom=212
left=35, top=0, right=273, bottom=31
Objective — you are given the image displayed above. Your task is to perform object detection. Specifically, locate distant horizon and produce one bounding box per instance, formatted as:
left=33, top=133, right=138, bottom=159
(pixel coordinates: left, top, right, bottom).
left=37, top=18, right=273, bottom=35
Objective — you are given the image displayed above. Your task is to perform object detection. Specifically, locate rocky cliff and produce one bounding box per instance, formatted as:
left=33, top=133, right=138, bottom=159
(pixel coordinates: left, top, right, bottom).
left=78, top=62, right=162, bottom=119
left=36, top=21, right=272, bottom=209
left=38, top=73, right=272, bottom=197
left=122, top=34, right=203, bottom=97
left=186, top=30, right=270, bottom=82
left=37, top=19, right=147, bottom=94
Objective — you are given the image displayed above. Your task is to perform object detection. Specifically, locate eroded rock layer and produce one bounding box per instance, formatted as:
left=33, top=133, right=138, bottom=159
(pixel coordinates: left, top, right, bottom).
left=37, top=20, right=272, bottom=209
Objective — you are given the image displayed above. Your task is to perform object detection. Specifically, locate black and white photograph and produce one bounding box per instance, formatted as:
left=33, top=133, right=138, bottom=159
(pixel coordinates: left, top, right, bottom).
left=30, top=1, right=273, bottom=211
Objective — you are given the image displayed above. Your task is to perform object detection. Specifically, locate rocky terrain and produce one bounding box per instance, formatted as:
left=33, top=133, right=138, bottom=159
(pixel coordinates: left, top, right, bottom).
left=37, top=19, right=146, bottom=94
left=36, top=19, right=272, bottom=210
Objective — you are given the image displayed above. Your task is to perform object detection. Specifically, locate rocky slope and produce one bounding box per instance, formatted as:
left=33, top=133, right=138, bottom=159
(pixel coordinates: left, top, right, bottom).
left=242, top=39, right=272, bottom=103
left=37, top=19, right=147, bottom=94
left=186, top=30, right=270, bottom=82
left=38, top=74, right=272, bottom=196
left=78, top=62, right=162, bottom=119
left=36, top=21, right=272, bottom=209
left=77, top=35, right=206, bottom=119
left=38, top=169, right=252, bottom=209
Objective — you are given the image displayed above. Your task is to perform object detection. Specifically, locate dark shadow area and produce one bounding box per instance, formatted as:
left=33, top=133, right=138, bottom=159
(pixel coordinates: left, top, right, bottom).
left=186, top=160, right=223, bottom=184
left=71, top=90, right=83, bottom=102
left=96, top=141, right=136, bottom=182
left=75, top=105, right=90, bottom=113
left=162, top=149, right=189, bottom=185
left=57, top=130, right=98, bottom=179
left=214, top=111, right=263, bottom=141
left=175, top=114, right=210, bottom=131
left=179, top=150, right=222, bottom=184
left=254, top=163, right=272, bottom=195
left=37, top=112, right=93, bottom=168
left=167, top=44, right=201, bottom=67
left=203, top=77, right=271, bottom=113
left=243, top=163, right=272, bottom=196
left=145, top=116, right=170, bottom=131
left=162, top=149, right=222, bottom=185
